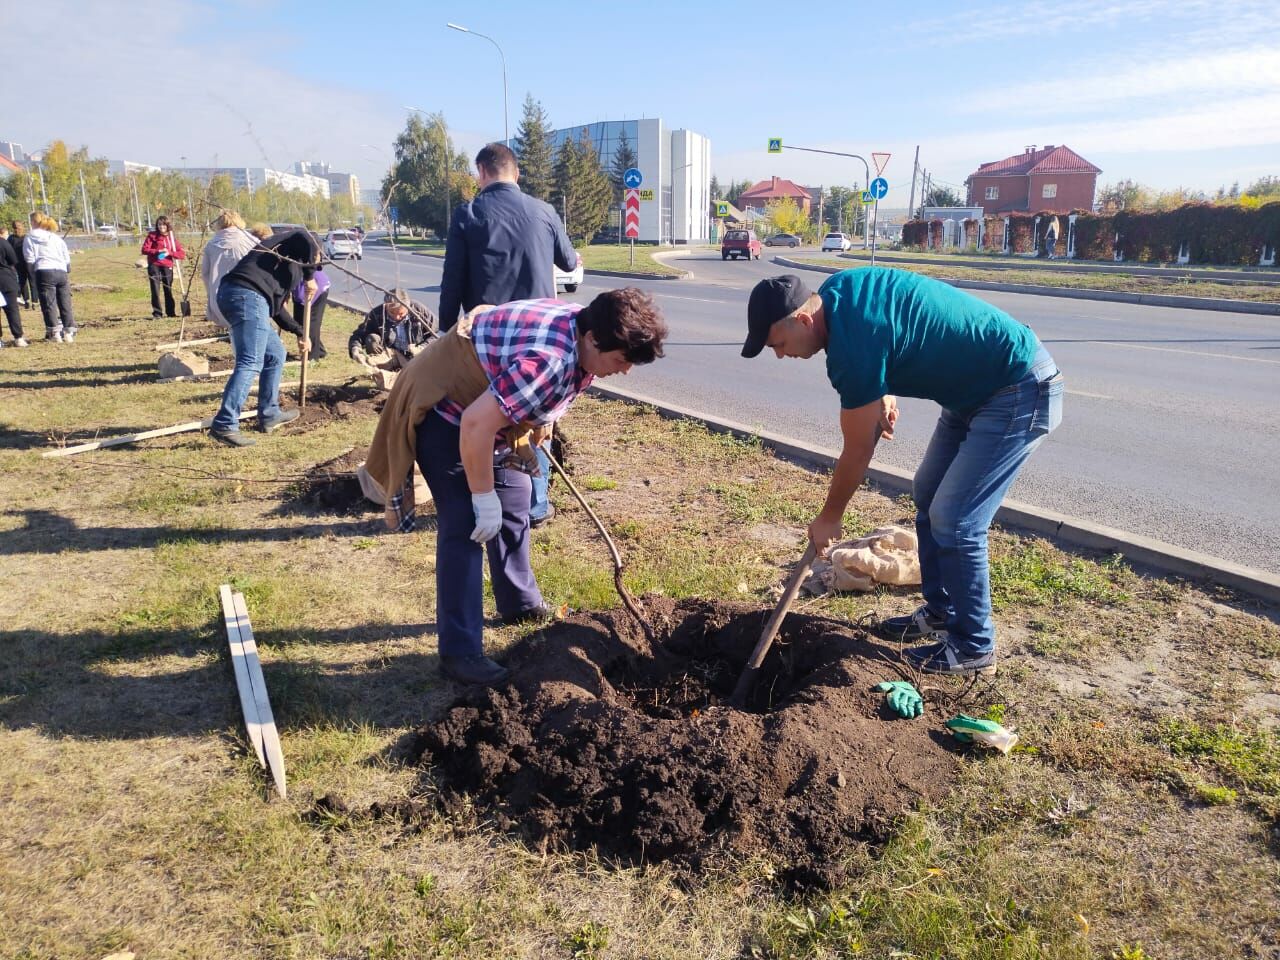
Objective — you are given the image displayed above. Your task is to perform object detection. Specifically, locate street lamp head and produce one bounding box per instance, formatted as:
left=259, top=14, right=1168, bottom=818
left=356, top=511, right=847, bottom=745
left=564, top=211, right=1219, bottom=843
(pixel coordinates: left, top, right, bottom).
left=446, top=22, right=469, bottom=32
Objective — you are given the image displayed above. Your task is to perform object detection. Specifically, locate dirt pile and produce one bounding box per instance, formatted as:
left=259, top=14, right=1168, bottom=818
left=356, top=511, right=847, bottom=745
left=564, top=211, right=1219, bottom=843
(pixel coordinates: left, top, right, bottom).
left=288, top=382, right=385, bottom=427
left=288, top=446, right=375, bottom=514
left=411, top=599, right=961, bottom=888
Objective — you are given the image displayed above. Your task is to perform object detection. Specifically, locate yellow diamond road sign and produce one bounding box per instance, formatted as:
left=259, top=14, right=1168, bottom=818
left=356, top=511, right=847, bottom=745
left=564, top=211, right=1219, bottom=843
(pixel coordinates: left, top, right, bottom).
left=767, top=138, right=783, bottom=154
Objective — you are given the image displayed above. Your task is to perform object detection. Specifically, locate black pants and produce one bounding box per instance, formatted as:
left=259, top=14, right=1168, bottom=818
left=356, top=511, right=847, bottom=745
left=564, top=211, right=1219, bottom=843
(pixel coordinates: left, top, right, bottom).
left=293, top=291, right=328, bottom=358
left=147, top=262, right=176, bottom=317
left=35, top=269, right=74, bottom=334
left=0, top=280, right=24, bottom=339
left=15, top=267, right=36, bottom=306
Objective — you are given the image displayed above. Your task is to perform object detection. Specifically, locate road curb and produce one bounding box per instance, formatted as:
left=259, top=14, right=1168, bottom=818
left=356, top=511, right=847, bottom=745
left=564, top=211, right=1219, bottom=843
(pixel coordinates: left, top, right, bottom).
left=773, top=256, right=1280, bottom=317
left=589, top=382, right=1280, bottom=606
left=835, top=251, right=1280, bottom=285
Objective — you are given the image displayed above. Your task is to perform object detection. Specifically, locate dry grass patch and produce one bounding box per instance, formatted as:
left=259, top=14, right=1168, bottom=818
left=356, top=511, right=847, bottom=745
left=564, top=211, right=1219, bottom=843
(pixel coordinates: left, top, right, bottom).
left=0, top=250, right=1277, bottom=958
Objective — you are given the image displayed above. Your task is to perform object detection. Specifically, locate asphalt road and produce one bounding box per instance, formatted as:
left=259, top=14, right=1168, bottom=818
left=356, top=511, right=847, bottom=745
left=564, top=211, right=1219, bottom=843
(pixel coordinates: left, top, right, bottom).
left=327, top=244, right=1280, bottom=572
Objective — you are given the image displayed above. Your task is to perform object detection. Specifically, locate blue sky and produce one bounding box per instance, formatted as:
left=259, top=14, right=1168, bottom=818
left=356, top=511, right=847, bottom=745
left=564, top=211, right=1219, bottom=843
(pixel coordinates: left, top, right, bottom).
left=11, top=0, right=1278, bottom=204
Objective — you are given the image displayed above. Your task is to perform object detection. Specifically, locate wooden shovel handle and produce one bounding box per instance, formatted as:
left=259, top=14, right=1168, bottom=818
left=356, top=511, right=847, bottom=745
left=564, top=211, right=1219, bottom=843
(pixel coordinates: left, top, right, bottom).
left=731, top=543, right=818, bottom=704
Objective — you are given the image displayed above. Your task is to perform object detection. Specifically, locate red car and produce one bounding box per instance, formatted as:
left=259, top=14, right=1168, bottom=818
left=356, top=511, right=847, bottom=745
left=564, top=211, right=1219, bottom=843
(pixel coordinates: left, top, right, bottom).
left=721, top=229, right=761, bottom=261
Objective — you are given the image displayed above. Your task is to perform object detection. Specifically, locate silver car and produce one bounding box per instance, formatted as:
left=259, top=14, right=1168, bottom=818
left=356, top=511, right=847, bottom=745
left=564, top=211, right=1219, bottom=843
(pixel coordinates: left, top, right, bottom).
left=323, top=229, right=363, bottom=260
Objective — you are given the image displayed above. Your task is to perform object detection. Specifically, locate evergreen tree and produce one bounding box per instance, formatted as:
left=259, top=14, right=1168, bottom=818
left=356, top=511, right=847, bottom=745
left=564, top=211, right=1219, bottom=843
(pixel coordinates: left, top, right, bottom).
left=608, top=128, right=638, bottom=203
left=709, top=175, right=722, bottom=200
left=514, top=94, right=554, bottom=201
left=553, top=128, right=611, bottom=243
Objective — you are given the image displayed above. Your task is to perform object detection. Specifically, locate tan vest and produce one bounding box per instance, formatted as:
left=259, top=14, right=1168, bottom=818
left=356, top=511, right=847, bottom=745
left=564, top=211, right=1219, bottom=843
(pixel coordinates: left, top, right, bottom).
left=364, top=307, right=538, bottom=529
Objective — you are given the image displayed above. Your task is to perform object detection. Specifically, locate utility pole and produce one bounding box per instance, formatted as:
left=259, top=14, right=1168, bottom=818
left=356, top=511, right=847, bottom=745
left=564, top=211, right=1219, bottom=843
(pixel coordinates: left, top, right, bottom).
left=130, top=176, right=142, bottom=231
left=816, top=186, right=824, bottom=235
left=79, top=169, right=94, bottom=233
left=907, top=145, right=920, bottom=221
left=25, top=168, right=36, bottom=212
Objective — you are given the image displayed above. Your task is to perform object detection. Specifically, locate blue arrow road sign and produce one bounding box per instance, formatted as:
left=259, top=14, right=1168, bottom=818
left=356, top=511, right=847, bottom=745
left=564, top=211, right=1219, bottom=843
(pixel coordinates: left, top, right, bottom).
left=389, top=205, right=399, bottom=221
left=869, top=177, right=889, bottom=200
left=623, top=167, right=643, bottom=189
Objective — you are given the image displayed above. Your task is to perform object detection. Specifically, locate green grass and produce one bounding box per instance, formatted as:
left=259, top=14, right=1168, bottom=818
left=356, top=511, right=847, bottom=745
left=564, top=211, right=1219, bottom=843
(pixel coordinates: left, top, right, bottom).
left=578, top=244, right=684, bottom=276
left=846, top=246, right=1280, bottom=275
left=2, top=250, right=1278, bottom=959
left=804, top=256, right=1280, bottom=301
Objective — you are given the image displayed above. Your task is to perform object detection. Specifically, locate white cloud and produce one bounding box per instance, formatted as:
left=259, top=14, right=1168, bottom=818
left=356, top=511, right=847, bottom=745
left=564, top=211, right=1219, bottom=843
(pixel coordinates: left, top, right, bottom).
left=960, top=47, right=1280, bottom=115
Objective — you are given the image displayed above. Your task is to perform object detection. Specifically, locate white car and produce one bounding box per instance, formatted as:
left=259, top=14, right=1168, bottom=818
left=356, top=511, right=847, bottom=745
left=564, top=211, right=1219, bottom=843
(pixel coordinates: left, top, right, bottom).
left=323, top=229, right=363, bottom=260
left=554, top=253, right=584, bottom=293
left=96, top=224, right=119, bottom=239
left=821, top=232, right=852, bottom=253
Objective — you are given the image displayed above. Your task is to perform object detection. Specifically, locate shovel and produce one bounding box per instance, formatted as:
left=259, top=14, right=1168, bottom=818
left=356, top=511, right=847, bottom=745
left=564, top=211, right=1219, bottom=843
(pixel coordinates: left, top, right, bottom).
left=298, top=297, right=312, bottom=409
left=729, top=542, right=817, bottom=707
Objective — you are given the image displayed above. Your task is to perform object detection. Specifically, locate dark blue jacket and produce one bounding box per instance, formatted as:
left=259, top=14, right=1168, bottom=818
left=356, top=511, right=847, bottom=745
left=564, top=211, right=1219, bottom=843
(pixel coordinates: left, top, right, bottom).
left=438, top=181, right=578, bottom=329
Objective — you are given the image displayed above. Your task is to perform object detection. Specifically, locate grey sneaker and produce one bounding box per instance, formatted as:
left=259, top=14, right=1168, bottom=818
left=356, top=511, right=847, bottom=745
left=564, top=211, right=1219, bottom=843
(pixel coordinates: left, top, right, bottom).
left=210, top=428, right=257, bottom=447
left=904, top=639, right=996, bottom=676
left=259, top=408, right=300, bottom=433
left=14, top=337, right=29, bottom=348
left=878, top=604, right=948, bottom=641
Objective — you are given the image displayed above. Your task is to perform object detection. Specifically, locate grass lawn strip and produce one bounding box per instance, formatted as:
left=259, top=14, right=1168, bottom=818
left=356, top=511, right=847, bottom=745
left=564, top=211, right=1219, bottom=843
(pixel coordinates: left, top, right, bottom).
left=0, top=248, right=1277, bottom=958
left=803, top=256, right=1280, bottom=302
left=374, top=237, right=684, bottom=277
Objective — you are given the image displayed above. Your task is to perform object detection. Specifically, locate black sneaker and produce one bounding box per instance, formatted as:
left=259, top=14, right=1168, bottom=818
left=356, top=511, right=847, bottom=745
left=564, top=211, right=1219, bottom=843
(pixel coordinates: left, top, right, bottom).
left=210, top=428, right=256, bottom=447
left=260, top=409, right=301, bottom=433
left=878, top=604, right=948, bottom=641
left=904, top=639, right=996, bottom=676
left=439, top=654, right=510, bottom=687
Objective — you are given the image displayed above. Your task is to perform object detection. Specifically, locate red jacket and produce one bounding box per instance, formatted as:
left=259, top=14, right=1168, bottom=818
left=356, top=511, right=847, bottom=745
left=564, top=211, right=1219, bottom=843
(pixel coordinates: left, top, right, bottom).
left=141, top=230, right=186, bottom=268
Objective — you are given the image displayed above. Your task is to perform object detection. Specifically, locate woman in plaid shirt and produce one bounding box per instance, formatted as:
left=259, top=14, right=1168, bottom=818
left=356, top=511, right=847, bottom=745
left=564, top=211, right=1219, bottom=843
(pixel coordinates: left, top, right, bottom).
left=420, top=288, right=668, bottom=687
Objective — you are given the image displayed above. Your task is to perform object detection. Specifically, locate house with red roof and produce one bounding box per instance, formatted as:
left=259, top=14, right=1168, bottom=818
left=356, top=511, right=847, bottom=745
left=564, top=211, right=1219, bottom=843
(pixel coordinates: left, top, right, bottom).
left=965, top=144, right=1100, bottom=215
left=737, top=176, right=812, bottom=215
left=0, top=154, right=21, bottom=175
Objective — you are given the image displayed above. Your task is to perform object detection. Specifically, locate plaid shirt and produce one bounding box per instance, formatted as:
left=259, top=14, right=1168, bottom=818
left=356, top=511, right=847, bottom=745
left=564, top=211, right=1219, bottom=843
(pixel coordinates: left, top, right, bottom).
left=388, top=299, right=592, bottom=532
left=435, top=299, right=593, bottom=427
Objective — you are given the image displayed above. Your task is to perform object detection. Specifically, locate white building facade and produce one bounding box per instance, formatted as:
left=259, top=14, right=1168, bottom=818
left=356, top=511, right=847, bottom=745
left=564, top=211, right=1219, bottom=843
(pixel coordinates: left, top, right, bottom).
left=518, top=119, right=710, bottom=244
left=174, top=167, right=331, bottom=199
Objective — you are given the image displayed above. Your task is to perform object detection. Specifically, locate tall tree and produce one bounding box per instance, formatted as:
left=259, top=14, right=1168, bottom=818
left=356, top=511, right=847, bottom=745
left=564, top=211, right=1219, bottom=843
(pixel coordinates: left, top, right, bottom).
left=1096, top=178, right=1151, bottom=213
left=514, top=94, right=554, bottom=202
left=709, top=174, right=722, bottom=200
left=552, top=128, right=611, bottom=243
left=607, top=128, right=638, bottom=204
left=383, top=111, right=472, bottom=236
left=924, top=184, right=962, bottom=207
left=765, top=198, right=808, bottom=236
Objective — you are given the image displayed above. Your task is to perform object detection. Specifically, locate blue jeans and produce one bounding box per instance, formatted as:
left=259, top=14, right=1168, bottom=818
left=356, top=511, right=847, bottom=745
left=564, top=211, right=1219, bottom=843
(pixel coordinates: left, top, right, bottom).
left=415, top=411, right=544, bottom=658
left=212, top=284, right=285, bottom=433
left=529, top=443, right=552, bottom=520
left=912, top=346, right=1063, bottom=655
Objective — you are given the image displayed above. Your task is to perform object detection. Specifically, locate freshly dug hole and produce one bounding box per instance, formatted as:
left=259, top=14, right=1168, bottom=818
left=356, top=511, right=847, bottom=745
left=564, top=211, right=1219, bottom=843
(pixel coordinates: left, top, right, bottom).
left=287, top=446, right=377, bottom=514
left=413, top=598, right=961, bottom=888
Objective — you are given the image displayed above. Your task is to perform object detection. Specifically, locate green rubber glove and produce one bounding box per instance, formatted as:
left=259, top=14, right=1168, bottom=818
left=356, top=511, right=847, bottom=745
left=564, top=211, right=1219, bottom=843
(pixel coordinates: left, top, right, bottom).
left=875, top=680, right=923, bottom=719
left=944, top=714, right=1019, bottom=753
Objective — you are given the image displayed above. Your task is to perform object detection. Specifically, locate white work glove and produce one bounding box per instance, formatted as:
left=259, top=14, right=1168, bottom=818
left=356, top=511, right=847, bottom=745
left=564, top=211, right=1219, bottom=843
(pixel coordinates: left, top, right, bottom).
left=470, top=491, right=502, bottom=543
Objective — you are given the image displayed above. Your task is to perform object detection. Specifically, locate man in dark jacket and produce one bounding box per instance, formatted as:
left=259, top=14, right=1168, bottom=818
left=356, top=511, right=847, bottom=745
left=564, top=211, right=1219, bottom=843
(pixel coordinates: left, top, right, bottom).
left=348, top=289, right=438, bottom=390
left=437, top=142, right=578, bottom=331
left=210, top=228, right=318, bottom=446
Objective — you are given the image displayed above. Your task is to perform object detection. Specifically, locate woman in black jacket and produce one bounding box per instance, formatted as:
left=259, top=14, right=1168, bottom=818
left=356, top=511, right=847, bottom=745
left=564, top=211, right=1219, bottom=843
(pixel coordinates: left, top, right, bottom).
left=208, top=228, right=319, bottom=446
left=0, top=227, right=28, bottom=345
left=9, top=221, right=35, bottom=308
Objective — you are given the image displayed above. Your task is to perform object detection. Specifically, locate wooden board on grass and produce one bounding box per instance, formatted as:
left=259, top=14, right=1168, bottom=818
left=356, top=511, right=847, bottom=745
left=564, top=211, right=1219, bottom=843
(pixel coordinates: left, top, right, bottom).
left=231, top=590, right=287, bottom=799
left=220, top=584, right=266, bottom=769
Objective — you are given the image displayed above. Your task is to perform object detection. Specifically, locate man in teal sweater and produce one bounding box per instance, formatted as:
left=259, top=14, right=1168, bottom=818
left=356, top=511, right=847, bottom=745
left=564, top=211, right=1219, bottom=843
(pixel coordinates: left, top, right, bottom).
left=741, top=268, right=1064, bottom=674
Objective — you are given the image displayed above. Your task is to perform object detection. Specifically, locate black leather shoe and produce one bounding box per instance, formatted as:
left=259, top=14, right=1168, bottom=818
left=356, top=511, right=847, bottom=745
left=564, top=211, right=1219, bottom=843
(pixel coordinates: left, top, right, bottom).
left=439, top=654, right=510, bottom=687
left=501, top=604, right=554, bottom=627
left=529, top=504, right=556, bottom=529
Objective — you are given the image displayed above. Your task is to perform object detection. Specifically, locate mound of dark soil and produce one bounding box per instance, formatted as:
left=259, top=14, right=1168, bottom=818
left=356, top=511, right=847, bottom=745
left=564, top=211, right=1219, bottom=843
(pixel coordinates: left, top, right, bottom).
left=287, top=382, right=385, bottom=427
left=411, top=598, right=961, bottom=888
left=287, top=445, right=376, bottom=514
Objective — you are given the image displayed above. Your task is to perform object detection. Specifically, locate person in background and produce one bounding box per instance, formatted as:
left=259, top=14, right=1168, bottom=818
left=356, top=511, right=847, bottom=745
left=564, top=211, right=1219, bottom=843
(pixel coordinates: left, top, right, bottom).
left=9, top=221, right=36, bottom=309
left=1044, top=216, right=1060, bottom=259
left=287, top=262, right=331, bottom=360
left=209, top=226, right=319, bottom=447
left=348, top=288, right=437, bottom=389
left=201, top=210, right=257, bottom=330
left=23, top=213, right=75, bottom=343
left=0, top=227, right=29, bottom=346
left=141, top=215, right=186, bottom=318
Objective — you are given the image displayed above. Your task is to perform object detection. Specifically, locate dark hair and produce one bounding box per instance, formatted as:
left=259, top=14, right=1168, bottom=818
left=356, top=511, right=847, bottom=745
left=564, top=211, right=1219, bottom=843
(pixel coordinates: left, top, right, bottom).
left=155, top=215, right=171, bottom=231
left=576, top=288, right=667, bottom=364
left=475, top=142, right=518, bottom=178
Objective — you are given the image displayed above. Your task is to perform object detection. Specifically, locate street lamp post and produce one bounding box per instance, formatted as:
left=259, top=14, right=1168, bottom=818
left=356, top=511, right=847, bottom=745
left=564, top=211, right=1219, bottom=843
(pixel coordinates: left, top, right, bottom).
left=446, top=22, right=508, bottom=143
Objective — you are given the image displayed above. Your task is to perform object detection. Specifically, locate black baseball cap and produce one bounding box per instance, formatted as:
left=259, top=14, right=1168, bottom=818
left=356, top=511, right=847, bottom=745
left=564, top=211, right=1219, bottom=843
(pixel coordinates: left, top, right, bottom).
left=742, top=274, right=812, bottom=358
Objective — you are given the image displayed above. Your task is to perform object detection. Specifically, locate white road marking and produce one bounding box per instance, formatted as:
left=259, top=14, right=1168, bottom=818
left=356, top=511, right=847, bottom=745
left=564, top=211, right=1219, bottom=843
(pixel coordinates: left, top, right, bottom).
left=1066, top=389, right=1113, bottom=400
left=1086, top=340, right=1280, bottom=365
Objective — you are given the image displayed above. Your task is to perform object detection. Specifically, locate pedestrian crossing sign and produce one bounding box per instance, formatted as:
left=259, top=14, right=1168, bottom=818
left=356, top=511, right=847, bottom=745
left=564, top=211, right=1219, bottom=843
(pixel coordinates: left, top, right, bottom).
left=716, top=201, right=729, bottom=217
left=767, top=138, right=783, bottom=153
